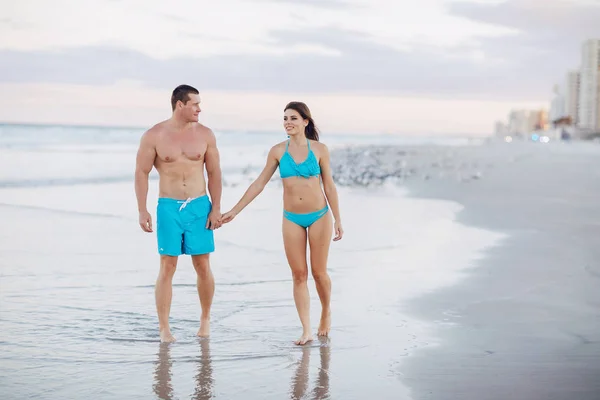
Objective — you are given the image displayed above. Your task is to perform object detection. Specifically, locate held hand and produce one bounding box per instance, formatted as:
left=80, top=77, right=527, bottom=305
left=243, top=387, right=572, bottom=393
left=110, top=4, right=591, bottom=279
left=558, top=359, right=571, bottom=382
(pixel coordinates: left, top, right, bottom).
left=206, top=209, right=222, bottom=230
left=139, top=211, right=153, bottom=233
left=221, top=210, right=237, bottom=224
left=333, top=220, right=344, bottom=241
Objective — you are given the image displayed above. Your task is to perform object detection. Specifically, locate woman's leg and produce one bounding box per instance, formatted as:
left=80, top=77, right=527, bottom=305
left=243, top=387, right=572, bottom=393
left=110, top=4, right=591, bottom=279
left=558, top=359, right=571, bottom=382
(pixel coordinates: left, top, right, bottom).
left=307, top=211, right=333, bottom=336
left=282, top=217, right=313, bottom=345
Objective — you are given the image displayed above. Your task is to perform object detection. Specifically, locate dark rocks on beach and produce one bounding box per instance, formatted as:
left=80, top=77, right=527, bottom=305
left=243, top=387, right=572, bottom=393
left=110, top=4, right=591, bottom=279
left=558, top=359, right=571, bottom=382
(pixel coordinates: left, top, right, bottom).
left=329, top=146, right=407, bottom=187
left=330, top=145, right=485, bottom=187
left=224, top=145, right=488, bottom=189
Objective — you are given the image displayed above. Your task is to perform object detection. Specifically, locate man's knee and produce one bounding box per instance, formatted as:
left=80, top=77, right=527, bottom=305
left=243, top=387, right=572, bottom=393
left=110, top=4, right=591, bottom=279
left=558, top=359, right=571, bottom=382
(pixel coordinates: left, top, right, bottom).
left=158, top=256, right=178, bottom=281
left=192, top=254, right=211, bottom=277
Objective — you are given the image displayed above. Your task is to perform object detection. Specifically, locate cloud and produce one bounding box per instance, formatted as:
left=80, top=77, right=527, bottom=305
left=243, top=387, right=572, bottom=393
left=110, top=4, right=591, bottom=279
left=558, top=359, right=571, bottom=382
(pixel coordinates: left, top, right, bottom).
left=448, top=0, right=600, bottom=37
left=256, top=0, right=361, bottom=9
left=447, top=0, right=600, bottom=80
left=0, top=26, right=556, bottom=101
left=2, top=1, right=597, bottom=101
left=0, top=0, right=514, bottom=58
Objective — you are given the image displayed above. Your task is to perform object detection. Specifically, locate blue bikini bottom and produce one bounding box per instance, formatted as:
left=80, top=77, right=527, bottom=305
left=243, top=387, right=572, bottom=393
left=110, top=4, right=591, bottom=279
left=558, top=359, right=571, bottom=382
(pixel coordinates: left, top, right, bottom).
left=283, top=205, right=329, bottom=228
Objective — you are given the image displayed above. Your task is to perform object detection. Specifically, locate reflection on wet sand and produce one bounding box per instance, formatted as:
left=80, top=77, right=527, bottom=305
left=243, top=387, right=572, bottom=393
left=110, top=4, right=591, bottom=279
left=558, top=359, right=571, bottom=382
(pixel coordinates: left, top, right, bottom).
left=153, top=343, right=174, bottom=400
left=152, top=338, right=330, bottom=399
left=152, top=339, right=214, bottom=400
left=290, top=339, right=331, bottom=400
left=192, top=339, right=214, bottom=400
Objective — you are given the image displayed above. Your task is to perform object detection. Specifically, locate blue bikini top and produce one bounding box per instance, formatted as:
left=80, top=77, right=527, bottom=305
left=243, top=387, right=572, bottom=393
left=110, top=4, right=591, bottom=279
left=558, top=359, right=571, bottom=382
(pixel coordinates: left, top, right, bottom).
left=278, top=138, right=321, bottom=179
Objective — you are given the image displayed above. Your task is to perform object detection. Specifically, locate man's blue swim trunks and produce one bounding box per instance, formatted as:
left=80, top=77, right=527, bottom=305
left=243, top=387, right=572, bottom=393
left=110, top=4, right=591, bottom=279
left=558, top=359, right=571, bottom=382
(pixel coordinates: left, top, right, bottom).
left=156, top=195, right=215, bottom=256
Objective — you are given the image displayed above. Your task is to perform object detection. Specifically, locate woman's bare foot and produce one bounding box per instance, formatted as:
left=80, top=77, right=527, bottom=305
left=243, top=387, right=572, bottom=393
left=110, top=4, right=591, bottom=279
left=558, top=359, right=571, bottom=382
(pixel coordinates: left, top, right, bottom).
left=160, top=329, right=176, bottom=343
left=295, top=332, right=314, bottom=346
left=197, top=318, right=210, bottom=338
left=317, top=311, right=331, bottom=337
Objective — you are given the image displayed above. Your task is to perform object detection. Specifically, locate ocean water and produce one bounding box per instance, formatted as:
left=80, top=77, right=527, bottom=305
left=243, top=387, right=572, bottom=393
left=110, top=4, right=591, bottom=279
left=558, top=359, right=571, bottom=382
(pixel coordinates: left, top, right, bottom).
left=0, top=124, right=502, bottom=399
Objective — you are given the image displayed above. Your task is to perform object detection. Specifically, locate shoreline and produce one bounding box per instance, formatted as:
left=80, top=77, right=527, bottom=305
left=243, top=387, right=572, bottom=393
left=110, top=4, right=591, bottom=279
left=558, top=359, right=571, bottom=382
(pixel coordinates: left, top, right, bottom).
left=0, top=171, right=502, bottom=400
left=4, top=135, right=600, bottom=399
left=378, top=141, right=600, bottom=399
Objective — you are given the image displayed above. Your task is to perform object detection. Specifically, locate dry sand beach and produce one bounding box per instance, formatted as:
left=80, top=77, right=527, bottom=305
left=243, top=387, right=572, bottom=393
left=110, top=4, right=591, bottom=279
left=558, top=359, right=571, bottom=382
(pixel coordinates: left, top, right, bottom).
left=401, top=142, right=600, bottom=400
left=331, top=141, right=600, bottom=399
left=1, top=124, right=599, bottom=399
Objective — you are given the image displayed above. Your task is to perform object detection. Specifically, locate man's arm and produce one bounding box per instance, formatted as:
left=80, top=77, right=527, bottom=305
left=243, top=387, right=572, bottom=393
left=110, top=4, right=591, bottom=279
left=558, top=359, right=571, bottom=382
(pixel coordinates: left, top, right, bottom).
left=204, top=128, right=223, bottom=228
left=135, top=129, right=156, bottom=232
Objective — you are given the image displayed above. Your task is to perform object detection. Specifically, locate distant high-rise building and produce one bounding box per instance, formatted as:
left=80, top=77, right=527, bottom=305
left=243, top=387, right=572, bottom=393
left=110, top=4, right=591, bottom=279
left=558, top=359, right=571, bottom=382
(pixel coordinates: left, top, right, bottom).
left=508, top=110, right=531, bottom=136
left=538, top=108, right=549, bottom=130
left=578, top=39, right=600, bottom=131
left=549, top=83, right=565, bottom=123
left=526, top=109, right=548, bottom=131
left=494, top=121, right=507, bottom=138
left=564, top=71, right=580, bottom=125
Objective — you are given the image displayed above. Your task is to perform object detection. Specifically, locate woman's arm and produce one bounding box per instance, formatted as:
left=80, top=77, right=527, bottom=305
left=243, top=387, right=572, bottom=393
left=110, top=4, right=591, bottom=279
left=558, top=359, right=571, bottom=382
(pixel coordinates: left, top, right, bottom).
left=222, top=146, right=279, bottom=223
left=319, top=144, right=344, bottom=240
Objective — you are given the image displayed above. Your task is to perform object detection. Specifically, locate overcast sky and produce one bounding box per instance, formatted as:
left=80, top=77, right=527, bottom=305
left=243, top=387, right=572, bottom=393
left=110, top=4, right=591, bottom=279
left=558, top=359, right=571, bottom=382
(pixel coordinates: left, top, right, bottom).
left=1, top=0, right=598, bottom=135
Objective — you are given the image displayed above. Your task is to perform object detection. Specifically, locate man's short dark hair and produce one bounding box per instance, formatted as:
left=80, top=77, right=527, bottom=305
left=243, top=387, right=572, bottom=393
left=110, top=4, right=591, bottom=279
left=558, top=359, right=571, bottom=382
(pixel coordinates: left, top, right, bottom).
left=171, top=84, right=199, bottom=111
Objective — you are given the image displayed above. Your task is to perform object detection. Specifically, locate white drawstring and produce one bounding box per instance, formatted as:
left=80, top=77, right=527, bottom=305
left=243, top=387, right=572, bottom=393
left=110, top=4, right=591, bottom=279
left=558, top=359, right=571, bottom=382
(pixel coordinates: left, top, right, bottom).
left=178, top=197, right=194, bottom=211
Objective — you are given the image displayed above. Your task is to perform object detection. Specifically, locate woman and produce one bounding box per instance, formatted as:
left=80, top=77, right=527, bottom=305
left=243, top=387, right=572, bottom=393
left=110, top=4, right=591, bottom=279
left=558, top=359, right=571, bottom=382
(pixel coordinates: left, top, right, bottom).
left=221, top=101, right=344, bottom=345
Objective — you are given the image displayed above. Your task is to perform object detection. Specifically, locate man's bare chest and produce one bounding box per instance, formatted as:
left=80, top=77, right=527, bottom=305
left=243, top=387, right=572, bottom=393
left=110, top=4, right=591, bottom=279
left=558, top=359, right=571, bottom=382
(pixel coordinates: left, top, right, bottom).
left=156, top=135, right=208, bottom=163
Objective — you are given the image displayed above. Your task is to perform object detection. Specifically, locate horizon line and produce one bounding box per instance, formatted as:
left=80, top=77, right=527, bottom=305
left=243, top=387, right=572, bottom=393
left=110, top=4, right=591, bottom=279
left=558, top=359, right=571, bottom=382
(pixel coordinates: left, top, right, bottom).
left=0, top=120, right=485, bottom=138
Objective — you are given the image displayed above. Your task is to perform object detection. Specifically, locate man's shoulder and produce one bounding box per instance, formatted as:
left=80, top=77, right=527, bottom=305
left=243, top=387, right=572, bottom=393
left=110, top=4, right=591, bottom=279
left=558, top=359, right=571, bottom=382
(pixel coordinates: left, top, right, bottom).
left=138, top=123, right=164, bottom=147
left=194, top=122, right=213, bottom=133
left=192, top=123, right=216, bottom=141
left=144, top=120, right=169, bottom=137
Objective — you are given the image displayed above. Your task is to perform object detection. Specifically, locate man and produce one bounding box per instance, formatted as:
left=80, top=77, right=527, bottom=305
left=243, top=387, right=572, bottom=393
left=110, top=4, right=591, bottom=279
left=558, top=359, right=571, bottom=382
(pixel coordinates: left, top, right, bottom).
left=135, top=84, right=222, bottom=343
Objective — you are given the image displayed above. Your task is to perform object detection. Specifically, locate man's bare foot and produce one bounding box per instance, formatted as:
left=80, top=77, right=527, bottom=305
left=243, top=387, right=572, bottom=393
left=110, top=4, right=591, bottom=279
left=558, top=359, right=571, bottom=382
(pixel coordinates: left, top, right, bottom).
left=317, top=311, right=331, bottom=337
left=197, top=318, right=210, bottom=338
left=295, top=332, right=314, bottom=346
left=160, top=329, right=176, bottom=343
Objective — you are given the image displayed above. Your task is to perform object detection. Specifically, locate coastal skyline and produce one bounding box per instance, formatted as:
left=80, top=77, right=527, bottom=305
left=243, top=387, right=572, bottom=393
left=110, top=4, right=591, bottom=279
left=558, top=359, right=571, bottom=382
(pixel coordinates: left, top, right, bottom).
left=2, top=0, right=599, bottom=135
left=494, top=37, right=600, bottom=140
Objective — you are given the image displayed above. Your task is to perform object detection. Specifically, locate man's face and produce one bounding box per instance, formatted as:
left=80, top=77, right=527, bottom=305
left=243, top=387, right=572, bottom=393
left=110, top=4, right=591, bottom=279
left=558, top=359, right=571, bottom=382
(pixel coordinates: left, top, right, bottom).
left=180, top=93, right=201, bottom=122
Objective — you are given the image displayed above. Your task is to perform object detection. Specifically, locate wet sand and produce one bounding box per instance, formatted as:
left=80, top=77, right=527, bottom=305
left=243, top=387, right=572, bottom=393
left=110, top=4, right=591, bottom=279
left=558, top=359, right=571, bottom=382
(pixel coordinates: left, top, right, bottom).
left=3, top=177, right=493, bottom=399
left=396, top=141, right=600, bottom=399
left=6, top=136, right=597, bottom=399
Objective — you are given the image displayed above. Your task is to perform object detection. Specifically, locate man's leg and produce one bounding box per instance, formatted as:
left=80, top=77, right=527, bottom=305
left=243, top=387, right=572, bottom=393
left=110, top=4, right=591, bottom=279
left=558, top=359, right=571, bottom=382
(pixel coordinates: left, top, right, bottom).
left=156, top=255, right=178, bottom=343
left=191, top=254, right=214, bottom=337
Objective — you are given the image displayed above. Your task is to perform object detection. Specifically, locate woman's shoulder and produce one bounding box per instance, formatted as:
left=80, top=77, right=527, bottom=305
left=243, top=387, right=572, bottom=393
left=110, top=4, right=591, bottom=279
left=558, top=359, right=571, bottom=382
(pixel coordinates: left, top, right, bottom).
left=271, top=140, right=288, bottom=150
left=268, top=140, right=288, bottom=158
left=309, top=139, right=329, bottom=154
